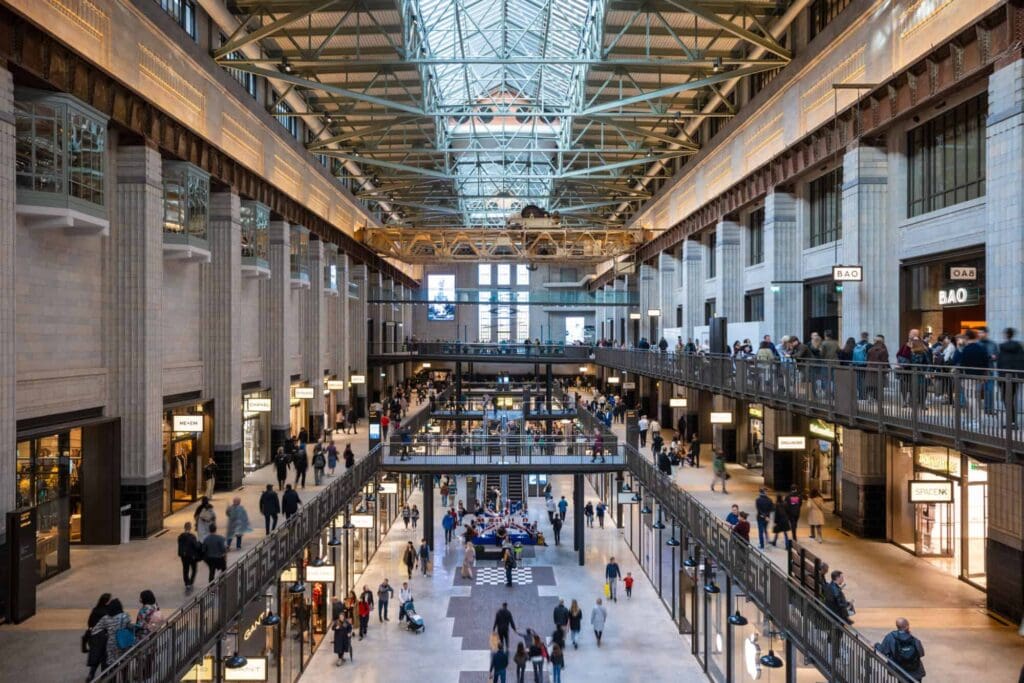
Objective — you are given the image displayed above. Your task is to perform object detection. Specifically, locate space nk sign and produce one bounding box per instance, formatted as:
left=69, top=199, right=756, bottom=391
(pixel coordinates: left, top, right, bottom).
left=908, top=480, right=954, bottom=503
left=832, top=265, right=863, bottom=282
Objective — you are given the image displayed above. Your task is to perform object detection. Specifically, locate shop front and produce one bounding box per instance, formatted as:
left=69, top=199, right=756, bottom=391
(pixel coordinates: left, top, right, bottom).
left=901, top=248, right=986, bottom=337
left=242, top=390, right=272, bottom=472
left=163, top=401, right=213, bottom=516
left=745, top=405, right=763, bottom=469
left=289, top=384, right=312, bottom=440
left=889, top=443, right=988, bottom=588
left=800, top=419, right=841, bottom=505
left=803, top=278, right=842, bottom=342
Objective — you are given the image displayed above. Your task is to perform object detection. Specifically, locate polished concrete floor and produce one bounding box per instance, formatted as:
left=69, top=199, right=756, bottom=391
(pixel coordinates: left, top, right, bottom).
left=298, top=474, right=703, bottom=682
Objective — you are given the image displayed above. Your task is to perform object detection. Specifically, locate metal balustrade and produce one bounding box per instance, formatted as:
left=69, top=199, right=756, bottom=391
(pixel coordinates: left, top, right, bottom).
left=624, top=445, right=916, bottom=683
left=596, top=348, right=1024, bottom=461
left=381, top=434, right=623, bottom=469
left=96, top=448, right=384, bottom=683
left=367, top=341, right=594, bottom=361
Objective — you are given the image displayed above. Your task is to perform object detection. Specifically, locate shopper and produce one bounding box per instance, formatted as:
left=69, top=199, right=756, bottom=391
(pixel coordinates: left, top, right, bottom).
left=93, top=599, right=132, bottom=675
left=876, top=618, right=926, bottom=681
left=624, top=572, right=634, bottom=598
left=312, top=446, right=326, bottom=485
left=503, top=547, right=516, bottom=586
left=203, top=459, right=217, bottom=499
left=403, top=541, right=417, bottom=579
left=785, top=486, right=803, bottom=540
left=549, top=644, right=565, bottom=683
left=551, top=515, right=563, bottom=546
left=591, top=597, right=608, bottom=647
left=398, top=582, right=413, bottom=622
left=557, top=496, right=568, bottom=521
left=528, top=632, right=547, bottom=683
left=710, top=451, right=729, bottom=493
left=376, top=578, right=394, bottom=622
left=259, top=485, right=280, bottom=535
left=999, top=328, right=1024, bottom=427
left=553, top=599, right=570, bottom=636
left=806, top=488, right=826, bottom=542
left=604, top=557, right=622, bottom=602
left=274, top=447, right=290, bottom=490
left=732, top=512, right=751, bottom=543
left=292, top=444, right=308, bottom=488
left=135, top=590, right=163, bottom=637
left=225, top=497, right=251, bottom=550
left=331, top=615, right=353, bottom=665
left=513, top=642, right=529, bottom=683
left=771, top=495, right=792, bottom=549
left=824, top=570, right=854, bottom=625
left=357, top=593, right=370, bottom=640
left=344, top=443, right=355, bottom=469
left=755, top=488, right=774, bottom=550
left=201, top=524, right=228, bottom=582
left=462, top=541, right=477, bottom=579
left=176, top=522, right=201, bottom=591
left=326, top=441, right=338, bottom=475
left=595, top=501, right=606, bottom=528
left=418, top=538, right=431, bottom=575
left=193, top=496, right=216, bottom=542
left=490, top=644, right=510, bottom=683
left=282, top=484, right=301, bottom=520
left=638, top=414, right=649, bottom=447
left=584, top=501, right=594, bottom=527
left=568, top=599, right=583, bottom=648
left=546, top=497, right=556, bottom=524
left=411, top=504, right=420, bottom=528
left=493, top=602, right=517, bottom=650
left=83, top=593, right=111, bottom=679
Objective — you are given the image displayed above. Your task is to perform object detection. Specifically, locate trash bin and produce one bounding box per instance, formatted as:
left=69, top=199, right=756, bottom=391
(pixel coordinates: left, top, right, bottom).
left=120, top=504, right=132, bottom=544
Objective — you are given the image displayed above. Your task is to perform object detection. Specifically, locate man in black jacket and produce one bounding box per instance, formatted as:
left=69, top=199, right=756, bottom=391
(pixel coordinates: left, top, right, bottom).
left=553, top=599, right=570, bottom=635
left=177, top=521, right=201, bottom=591
left=754, top=488, right=774, bottom=550
left=999, top=327, right=1024, bottom=426
left=823, top=570, right=853, bottom=624
left=493, top=602, right=516, bottom=650
left=282, top=484, right=301, bottom=519
left=259, top=484, right=280, bottom=534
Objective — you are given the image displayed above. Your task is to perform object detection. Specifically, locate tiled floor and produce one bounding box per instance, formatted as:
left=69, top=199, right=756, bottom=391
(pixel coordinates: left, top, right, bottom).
left=298, top=474, right=704, bottom=683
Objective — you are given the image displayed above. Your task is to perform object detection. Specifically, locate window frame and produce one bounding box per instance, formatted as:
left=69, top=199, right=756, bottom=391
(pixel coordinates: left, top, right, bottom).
left=744, top=289, right=765, bottom=323
left=747, top=207, right=765, bottom=266
left=808, top=167, right=843, bottom=248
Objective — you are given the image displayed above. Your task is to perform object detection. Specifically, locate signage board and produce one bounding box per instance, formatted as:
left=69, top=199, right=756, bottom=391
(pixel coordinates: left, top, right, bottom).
left=326, top=380, right=345, bottom=391
left=350, top=513, right=374, bottom=528
left=293, top=386, right=315, bottom=399
left=379, top=482, right=398, bottom=494
left=709, top=411, right=733, bottom=424
left=949, top=266, right=977, bottom=281
left=173, top=415, right=204, bottom=432
left=305, top=565, right=336, bottom=582
left=938, top=286, right=980, bottom=307
left=629, top=312, right=642, bottom=320
left=748, top=404, right=763, bottom=418
left=908, top=480, right=954, bottom=503
left=647, top=309, right=661, bottom=317
left=622, top=381, right=636, bottom=390
left=832, top=265, right=863, bottom=282
left=224, top=657, right=267, bottom=681
left=238, top=600, right=270, bottom=657
left=182, top=656, right=214, bottom=681
left=669, top=398, right=688, bottom=408
left=808, top=420, right=836, bottom=440
left=617, top=491, right=639, bottom=505
left=279, top=567, right=297, bottom=583
left=607, top=376, right=620, bottom=384
left=7, top=509, right=37, bottom=623
left=776, top=436, right=807, bottom=450
left=245, top=398, right=271, bottom=412
left=350, top=375, right=366, bottom=384
left=368, top=423, right=381, bottom=440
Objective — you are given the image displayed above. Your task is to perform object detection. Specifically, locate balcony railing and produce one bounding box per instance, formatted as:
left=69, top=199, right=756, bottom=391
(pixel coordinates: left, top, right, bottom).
left=596, top=348, right=1024, bottom=461
left=382, top=434, right=622, bottom=468
left=369, top=341, right=594, bottom=361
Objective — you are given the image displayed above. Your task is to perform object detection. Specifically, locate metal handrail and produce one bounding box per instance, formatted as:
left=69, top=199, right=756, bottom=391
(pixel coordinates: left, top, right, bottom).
left=368, top=341, right=594, bottom=360
left=97, top=447, right=384, bottom=683
left=596, top=348, right=1024, bottom=461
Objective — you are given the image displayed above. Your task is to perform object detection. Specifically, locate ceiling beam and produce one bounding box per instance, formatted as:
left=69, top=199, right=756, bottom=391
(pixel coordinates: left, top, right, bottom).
left=213, top=0, right=342, bottom=58
left=662, top=0, right=792, bottom=60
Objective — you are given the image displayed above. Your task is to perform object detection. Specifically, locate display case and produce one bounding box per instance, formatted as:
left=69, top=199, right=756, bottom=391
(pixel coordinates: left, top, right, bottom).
left=162, top=161, right=211, bottom=262
left=240, top=200, right=271, bottom=278
left=14, top=88, right=109, bottom=234
left=290, top=225, right=310, bottom=288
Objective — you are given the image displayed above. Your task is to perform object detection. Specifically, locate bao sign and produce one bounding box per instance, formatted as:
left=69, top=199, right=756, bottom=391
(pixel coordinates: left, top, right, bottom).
left=938, top=286, right=980, bottom=307
left=832, top=265, right=863, bottom=282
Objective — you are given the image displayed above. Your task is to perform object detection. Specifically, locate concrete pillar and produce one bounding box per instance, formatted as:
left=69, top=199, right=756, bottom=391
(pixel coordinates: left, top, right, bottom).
left=639, top=262, right=657, bottom=342
left=112, top=144, right=164, bottom=537
left=264, top=221, right=290, bottom=454
left=841, top=144, right=894, bottom=345
left=337, top=254, right=350, bottom=407
left=422, top=473, right=434, bottom=551
left=574, top=473, right=585, bottom=566
left=205, top=191, right=243, bottom=491
left=838, top=429, right=885, bottom=538
left=985, top=57, right=1024, bottom=335
left=658, top=249, right=679, bottom=336
left=763, top=190, right=801, bottom=340
left=0, top=68, right=14, bottom=525
left=681, top=239, right=705, bottom=341
left=987, top=463, right=1024, bottom=621
left=350, top=264, right=368, bottom=414
left=303, top=237, right=323, bottom=435
left=713, top=220, right=743, bottom=324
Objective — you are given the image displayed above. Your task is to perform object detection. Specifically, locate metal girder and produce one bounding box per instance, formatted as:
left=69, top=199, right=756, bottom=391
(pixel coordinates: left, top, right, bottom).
left=662, top=0, right=792, bottom=60
left=213, top=0, right=343, bottom=58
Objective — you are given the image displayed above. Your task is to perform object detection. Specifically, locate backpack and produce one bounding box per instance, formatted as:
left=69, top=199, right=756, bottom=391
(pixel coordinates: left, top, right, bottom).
left=890, top=632, right=921, bottom=670
left=852, top=342, right=869, bottom=364
left=115, top=623, right=136, bottom=650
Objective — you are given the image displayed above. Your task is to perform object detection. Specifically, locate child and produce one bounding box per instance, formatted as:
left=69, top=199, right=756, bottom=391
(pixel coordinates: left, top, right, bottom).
left=624, top=572, right=634, bottom=598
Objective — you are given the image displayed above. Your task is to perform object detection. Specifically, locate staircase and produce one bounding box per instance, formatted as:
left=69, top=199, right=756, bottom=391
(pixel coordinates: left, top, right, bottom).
left=484, top=473, right=502, bottom=509
left=507, top=474, right=525, bottom=511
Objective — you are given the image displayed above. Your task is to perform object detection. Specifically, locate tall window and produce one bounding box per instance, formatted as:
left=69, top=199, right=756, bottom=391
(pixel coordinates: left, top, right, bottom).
left=516, top=292, right=530, bottom=341
left=496, top=291, right=512, bottom=342
left=744, top=290, right=765, bottom=322
left=219, top=34, right=258, bottom=98
left=809, top=167, right=842, bottom=247
left=747, top=207, right=765, bottom=265
left=706, top=232, right=717, bottom=278
left=704, top=298, right=717, bottom=324
left=158, top=0, right=197, bottom=40
left=907, top=94, right=987, bottom=218
left=497, top=264, right=511, bottom=286
left=478, top=291, right=492, bottom=342
left=516, top=264, right=530, bottom=286
left=478, top=264, right=491, bottom=286
left=273, top=99, right=299, bottom=139
left=809, top=0, right=853, bottom=40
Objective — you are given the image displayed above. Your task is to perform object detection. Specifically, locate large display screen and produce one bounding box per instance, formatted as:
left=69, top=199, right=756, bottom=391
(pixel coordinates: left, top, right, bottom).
left=427, top=274, right=456, bottom=321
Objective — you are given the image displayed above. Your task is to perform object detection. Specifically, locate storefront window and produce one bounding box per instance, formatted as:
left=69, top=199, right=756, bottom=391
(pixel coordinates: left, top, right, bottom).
left=746, top=405, right=763, bottom=469
left=162, top=161, right=210, bottom=245
left=290, top=226, right=310, bottom=283
left=900, top=251, right=985, bottom=337
left=15, top=90, right=108, bottom=217
left=240, top=200, right=270, bottom=266
left=163, top=405, right=211, bottom=516
left=243, top=391, right=272, bottom=471
left=803, top=420, right=838, bottom=501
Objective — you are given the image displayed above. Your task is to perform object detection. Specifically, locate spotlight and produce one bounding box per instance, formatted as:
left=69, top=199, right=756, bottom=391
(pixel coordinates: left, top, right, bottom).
left=704, top=582, right=721, bottom=594
left=683, top=556, right=697, bottom=568
left=262, top=611, right=282, bottom=627
left=652, top=520, right=666, bottom=530
left=641, top=504, right=652, bottom=514
left=225, top=653, right=248, bottom=669
left=666, top=536, right=680, bottom=547
left=328, top=534, right=341, bottom=546
left=728, top=611, right=748, bottom=626
left=288, top=581, right=306, bottom=594
left=760, top=650, right=784, bottom=668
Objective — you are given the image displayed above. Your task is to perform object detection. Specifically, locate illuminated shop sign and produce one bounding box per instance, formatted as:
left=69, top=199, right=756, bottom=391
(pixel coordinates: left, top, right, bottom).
left=949, top=266, right=977, bottom=281
left=776, top=436, right=806, bottom=450
left=293, top=387, right=315, bottom=399
left=173, top=415, right=204, bottom=432
left=245, top=398, right=271, bottom=412
left=669, top=398, right=688, bottom=408
left=908, top=480, right=954, bottom=503
left=937, top=287, right=980, bottom=307
left=710, top=412, right=733, bottom=424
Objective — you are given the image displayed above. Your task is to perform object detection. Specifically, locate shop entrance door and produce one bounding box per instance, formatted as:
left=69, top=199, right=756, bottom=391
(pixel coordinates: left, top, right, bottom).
left=915, top=501, right=955, bottom=558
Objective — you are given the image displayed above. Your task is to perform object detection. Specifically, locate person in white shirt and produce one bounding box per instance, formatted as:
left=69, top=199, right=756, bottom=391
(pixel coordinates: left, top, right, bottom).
left=638, top=415, right=650, bottom=448
left=398, top=583, right=414, bottom=622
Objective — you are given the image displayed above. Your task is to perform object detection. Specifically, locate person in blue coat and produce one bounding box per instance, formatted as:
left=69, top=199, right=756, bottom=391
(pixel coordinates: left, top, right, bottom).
left=442, top=511, right=456, bottom=544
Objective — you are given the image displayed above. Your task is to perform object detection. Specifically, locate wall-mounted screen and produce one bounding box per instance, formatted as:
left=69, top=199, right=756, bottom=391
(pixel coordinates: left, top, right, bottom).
left=427, top=274, right=456, bottom=321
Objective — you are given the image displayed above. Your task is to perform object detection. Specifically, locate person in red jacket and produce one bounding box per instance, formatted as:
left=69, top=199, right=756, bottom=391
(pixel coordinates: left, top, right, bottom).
left=357, top=595, right=371, bottom=640
left=732, top=511, right=751, bottom=543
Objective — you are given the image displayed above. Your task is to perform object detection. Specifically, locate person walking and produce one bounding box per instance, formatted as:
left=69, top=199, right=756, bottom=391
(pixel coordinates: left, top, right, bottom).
left=711, top=451, right=729, bottom=493
left=732, top=512, right=751, bottom=542
left=331, top=615, right=353, bottom=666
left=557, top=496, right=568, bottom=521
left=135, top=590, right=163, bottom=637
left=551, top=515, right=563, bottom=546
left=344, top=443, right=355, bottom=469
left=418, top=538, right=431, bottom=575
left=402, top=541, right=417, bottom=579
left=462, top=541, right=477, bottom=579
left=513, top=642, right=529, bottom=683
left=999, top=327, right=1024, bottom=427
left=93, top=599, right=132, bottom=676
left=545, top=497, right=556, bottom=524
left=176, top=522, right=201, bottom=592
left=376, top=578, right=393, bottom=622
left=502, top=547, right=516, bottom=586
left=755, top=488, right=774, bottom=550
left=203, top=460, right=217, bottom=500
left=528, top=632, right=547, bottom=683
left=346, top=407, right=358, bottom=434
left=595, top=501, right=606, bottom=528
left=259, top=485, right=280, bottom=535
left=442, top=510, right=456, bottom=544
left=326, top=441, right=338, bottom=475
left=771, top=495, right=792, bottom=549
left=584, top=501, right=594, bottom=527
left=823, top=570, right=854, bottom=624
left=591, top=598, right=607, bottom=647
left=398, top=582, right=413, bottom=622
left=604, top=557, right=622, bottom=602
left=312, top=446, right=326, bottom=486
left=806, top=488, right=826, bottom=542
left=549, top=644, right=565, bottom=683
left=201, top=524, right=228, bottom=582
left=357, top=593, right=370, bottom=640
left=282, top=484, right=301, bottom=520
left=638, top=414, right=649, bottom=447
left=402, top=504, right=411, bottom=529
left=785, top=486, right=803, bottom=540
left=490, top=644, right=510, bottom=683
left=194, top=496, right=216, bottom=542
left=411, top=504, right=420, bottom=529
left=876, top=618, right=926, bottom=681
left=568, top=599, right=583, bottom=649
left=292, top=445, right=308, bottom=489
left=493, top=602, right=517, bottom=650
left=553, top=599, right=570, bottom=636
left=225, top=497, right=251, bottom=550
left=274, top=447, right=290, bottom=491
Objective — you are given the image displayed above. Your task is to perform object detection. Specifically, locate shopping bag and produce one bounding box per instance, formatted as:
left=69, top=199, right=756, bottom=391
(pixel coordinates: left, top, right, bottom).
left=604, top=582, right=611, bottom=598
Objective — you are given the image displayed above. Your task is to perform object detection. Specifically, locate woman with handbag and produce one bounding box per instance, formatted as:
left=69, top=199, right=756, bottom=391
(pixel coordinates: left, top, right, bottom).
left=771, top=495, right=792, bottom=549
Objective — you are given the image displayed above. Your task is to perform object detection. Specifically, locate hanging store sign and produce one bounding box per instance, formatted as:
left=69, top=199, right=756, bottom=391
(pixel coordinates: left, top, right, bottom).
left=617, top=491, right=639, bottom=505
left=908, top=480, right=954, bottom=503
left=647, top=309, right=661, bottom=317
left=350, top=513, right=374, bottom=528
left=622, top=382, right=636, bottom=390
left=379, top=482, right=398, bottom=494
left=748, top=405, right=763, bottom=419
left=808, top=420, right=836, bottom=440
left=183, top=657, right=214, bottom=681
left=710, top=412, right=733, bottom=424
left=279, top=567, right=297, bottom=583
left=629, top=313, right=642, bottom=320
left=350, top=375, right=366, bottom=384
left=305, top=565, right=336, bottom=582
left=245, top=398, right=271, bottom=413
left=224, top=657, right=267, bottom=681
left=172, top=415, right=204, bottom=432
left=777, top=436, right=807, bottom=450
left=293, top=387, right=315, bottom=399
left=938, top=286, right=980, bottom=307
left=832, top=265, right=863, bottom=282
left=669, top=398, right=688, bottom=408
left=607, top=376, right=620, bottom=384
left=326, top=380, right=345, bottom=391
left=949, top=266, right=977, bottom=281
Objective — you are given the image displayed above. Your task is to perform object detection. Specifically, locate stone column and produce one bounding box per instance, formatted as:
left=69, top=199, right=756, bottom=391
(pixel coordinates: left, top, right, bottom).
left=763, top=189, right=801, bottom=340
left=303, top=237, right=324, bottom=435
left=838, top=428, right=886, bottom=537
left=264, top=221, right=290, bottom=454
left=681, top=239, right=705, bottom=341
left=713, top=220, right=742, bottom=323
left=986, top=57, right=1024, bottom=335
left=658, top=249, right=679, bottom=337
left=205, top=191, right=243, bottom=490
left=987, top=463, right=1024, bottom=621
left=0, top=69, right=15, bottom=525
left=841, top=144, right=894, bottom=345
left=112, top=144, right=164, bottom=537
left=350, top=264, right=368, bottom=414
left=639, top=262, right=657, bottom=342
left=337, top=254, right=351, bottom=407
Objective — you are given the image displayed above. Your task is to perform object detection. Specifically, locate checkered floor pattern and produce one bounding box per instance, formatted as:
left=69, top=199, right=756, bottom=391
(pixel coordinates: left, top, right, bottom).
left=474, top=567, right=533, bottom=585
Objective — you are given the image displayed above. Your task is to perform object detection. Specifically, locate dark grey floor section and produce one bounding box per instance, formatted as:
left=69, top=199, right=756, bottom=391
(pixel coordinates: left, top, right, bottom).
left=459, top=670, right=551, bottom=683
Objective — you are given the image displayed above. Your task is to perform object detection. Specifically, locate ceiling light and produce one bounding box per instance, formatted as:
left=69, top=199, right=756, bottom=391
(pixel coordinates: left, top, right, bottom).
left=225, top=653, right=248, bottom=669
left=666, top=536, right=680, bottom=547
left=760, top=650, right=784, bottom=668
left=728, top=611, right=748, bottom=626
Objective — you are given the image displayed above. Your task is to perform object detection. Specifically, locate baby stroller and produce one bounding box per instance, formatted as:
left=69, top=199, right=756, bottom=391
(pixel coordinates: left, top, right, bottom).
left=402, top=599, right=425, bottom=633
